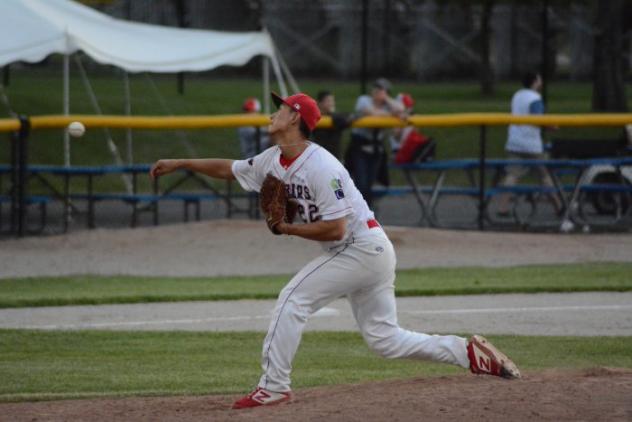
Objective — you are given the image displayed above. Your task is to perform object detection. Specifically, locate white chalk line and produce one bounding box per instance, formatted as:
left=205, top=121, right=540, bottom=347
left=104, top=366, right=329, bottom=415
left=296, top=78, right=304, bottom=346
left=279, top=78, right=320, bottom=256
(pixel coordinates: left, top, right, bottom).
left=401, top=304, right=632, bottom=316
left=7, top=304, right=632, bottom=330
left=14, top=306, right=342, bottom=330
left=20, top=314, right=271, bottom=330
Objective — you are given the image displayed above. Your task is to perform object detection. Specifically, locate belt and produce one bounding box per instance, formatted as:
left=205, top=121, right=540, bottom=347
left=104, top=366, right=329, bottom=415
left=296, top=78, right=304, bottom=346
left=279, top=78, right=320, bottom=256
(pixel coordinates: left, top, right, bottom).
left=367, top=219, right=380, bottom=229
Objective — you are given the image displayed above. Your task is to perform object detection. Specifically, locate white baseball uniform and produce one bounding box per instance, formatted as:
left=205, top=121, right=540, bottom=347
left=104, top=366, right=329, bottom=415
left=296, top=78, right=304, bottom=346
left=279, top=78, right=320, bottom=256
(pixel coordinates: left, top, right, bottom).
left=232, top=142, right=470, bottom=393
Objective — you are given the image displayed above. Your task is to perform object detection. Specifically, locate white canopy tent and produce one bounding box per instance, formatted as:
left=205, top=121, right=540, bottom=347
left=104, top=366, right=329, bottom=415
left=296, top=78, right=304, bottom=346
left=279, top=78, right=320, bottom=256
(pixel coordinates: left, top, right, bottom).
left=0, top=0, right=282, bottom=73
left=0, top=0, right=297, bottom=167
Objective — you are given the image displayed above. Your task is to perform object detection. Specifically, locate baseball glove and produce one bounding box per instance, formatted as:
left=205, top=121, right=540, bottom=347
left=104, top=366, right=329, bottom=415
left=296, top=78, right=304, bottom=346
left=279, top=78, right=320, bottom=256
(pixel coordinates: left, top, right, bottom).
left=260, top=174, right=297, bottom=235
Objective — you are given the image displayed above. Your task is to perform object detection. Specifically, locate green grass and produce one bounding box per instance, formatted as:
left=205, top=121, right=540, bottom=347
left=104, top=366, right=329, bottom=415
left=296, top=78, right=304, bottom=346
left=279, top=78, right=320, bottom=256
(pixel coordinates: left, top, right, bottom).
left=1, top=329, right=630, bottom=402
left=1, top=263, right=631, bottom=308
left=2, top=69, right=631, bottom=192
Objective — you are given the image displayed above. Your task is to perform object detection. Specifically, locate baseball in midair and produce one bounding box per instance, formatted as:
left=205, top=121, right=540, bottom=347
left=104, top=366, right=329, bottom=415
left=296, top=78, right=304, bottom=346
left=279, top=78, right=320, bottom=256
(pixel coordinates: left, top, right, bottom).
left=67, top=121, right=86, bottom=138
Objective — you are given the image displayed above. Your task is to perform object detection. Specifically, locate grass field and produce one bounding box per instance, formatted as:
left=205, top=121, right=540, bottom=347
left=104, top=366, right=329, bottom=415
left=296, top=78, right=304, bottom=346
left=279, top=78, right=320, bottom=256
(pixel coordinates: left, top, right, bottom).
left=3, top=69, right=632, bottom=404
left=1, top=263, right=631, bottom=308
left=2, top=68, right=631, bottom=192
left=1, top=330, right=631, bottom=402
left=2, top=262, right=631, bottom=402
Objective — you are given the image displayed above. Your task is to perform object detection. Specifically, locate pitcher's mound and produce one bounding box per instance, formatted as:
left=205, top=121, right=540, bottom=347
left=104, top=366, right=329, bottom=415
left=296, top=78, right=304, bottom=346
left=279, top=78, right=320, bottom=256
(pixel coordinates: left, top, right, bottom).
left=3, top=368, right=631, bottom=421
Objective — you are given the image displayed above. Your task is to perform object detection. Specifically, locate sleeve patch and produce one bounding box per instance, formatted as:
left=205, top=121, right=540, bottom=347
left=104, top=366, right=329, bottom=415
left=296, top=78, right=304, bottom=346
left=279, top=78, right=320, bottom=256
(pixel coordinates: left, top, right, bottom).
left=330, top=178, right=345, bottom=199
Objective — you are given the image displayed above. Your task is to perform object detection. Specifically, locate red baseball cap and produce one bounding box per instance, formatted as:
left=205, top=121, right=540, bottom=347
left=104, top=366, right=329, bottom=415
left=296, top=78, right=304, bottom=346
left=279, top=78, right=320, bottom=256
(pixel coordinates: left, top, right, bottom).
left=242, top=97, right=261, bottom=112
left=271, top=92, right=321, bottom=131
left=397, top=93, right=414, bottom=109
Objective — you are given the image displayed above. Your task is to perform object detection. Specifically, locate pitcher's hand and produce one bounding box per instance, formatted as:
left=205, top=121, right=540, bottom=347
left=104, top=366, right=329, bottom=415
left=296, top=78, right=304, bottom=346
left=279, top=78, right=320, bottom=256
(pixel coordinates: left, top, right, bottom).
left=150, top=159, right=180, bottom=179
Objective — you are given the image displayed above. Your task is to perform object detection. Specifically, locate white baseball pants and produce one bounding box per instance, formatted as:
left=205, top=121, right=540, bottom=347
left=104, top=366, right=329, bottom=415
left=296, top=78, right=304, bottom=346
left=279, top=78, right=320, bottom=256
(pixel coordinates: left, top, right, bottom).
left=258, top=229, right=470, bottom=392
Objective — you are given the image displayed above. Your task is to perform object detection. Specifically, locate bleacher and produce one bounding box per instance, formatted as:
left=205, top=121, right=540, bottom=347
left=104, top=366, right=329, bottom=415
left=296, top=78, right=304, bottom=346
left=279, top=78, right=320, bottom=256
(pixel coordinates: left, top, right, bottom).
left=1, top=155, right=632, bottom=234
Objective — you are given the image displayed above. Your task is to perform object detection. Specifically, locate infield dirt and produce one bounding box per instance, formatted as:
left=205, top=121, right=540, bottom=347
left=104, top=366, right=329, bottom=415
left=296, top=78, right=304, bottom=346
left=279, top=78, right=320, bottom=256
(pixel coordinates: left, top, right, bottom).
left=2, top=222, right=632, bottom=421
left=2, top=368, right=631, bottom=421
left=1, top=220, right=631, bottom=278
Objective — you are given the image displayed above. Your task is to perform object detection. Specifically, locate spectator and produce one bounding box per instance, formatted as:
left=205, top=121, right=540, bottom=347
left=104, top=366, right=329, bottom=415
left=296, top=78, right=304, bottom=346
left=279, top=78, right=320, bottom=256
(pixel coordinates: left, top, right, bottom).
left=496, top=72, right=562, bottom=217
left=344, top=78, right=404, bottom=206
left=237, top=97, right=270, bottom=158
left=312, top=90, right=353, bottom=159
left=390, top=93, right=435, bottom=164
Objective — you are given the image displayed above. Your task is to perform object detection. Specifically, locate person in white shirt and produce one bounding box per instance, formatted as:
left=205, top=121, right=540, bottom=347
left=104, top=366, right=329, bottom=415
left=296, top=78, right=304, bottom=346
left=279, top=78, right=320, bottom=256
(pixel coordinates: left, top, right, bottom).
left=345, top=78, right=405, bottom=206
left=497, top=72, right=562, bottom=217
left=149, top=92, right=520, bottom=410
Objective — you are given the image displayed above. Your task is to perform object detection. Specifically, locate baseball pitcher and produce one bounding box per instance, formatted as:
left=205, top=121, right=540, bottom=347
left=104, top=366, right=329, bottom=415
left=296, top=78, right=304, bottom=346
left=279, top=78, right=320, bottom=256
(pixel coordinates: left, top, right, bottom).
left=149, top=92, right=520, bottom=410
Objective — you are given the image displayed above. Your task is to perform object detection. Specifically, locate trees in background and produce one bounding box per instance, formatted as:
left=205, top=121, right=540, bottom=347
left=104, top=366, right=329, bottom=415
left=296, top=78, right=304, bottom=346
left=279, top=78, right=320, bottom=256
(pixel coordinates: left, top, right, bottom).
left=591, top=0, right=628, bottom=112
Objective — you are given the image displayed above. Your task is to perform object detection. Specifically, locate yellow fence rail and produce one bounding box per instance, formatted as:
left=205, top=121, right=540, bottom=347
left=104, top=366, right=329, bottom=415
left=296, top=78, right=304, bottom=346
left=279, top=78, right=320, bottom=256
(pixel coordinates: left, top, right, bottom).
left=4, top=112, right=632, bottom=237
left=2, top=113, right=632, bottom=132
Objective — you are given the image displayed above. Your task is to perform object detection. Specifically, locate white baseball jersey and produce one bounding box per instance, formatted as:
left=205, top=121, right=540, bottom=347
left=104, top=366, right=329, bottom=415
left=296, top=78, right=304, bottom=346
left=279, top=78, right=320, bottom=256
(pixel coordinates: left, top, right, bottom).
left=232, top=142, right=375, bottom=250
left=232, top=140, right=470, bottom=393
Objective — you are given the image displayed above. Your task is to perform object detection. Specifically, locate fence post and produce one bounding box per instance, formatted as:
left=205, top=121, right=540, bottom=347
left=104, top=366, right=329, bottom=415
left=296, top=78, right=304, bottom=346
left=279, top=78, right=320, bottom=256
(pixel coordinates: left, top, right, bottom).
left=16, top=115, right=30, bottom=237
left=478, top=125, right=487, bottom=230
left=10, top=123, right=18, bottom=233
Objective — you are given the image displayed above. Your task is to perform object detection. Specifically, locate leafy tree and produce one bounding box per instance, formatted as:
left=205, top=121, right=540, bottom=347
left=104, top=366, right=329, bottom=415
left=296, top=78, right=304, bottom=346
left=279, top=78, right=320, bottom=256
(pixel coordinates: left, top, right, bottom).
left=591, top=0, right=628, bottom=111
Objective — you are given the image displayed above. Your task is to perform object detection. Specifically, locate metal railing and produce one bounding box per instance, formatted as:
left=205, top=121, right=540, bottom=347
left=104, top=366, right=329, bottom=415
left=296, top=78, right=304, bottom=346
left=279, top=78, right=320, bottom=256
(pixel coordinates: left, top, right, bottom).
left=2, top=112, right=632, bottom=236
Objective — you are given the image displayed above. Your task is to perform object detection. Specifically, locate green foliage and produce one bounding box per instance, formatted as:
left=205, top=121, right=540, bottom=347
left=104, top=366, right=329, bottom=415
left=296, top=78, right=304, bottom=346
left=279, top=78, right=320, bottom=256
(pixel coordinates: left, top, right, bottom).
left=1, top=263, right=631, bottom=308
left=2, top=72, right=628, bottom=165
left=1, top=330, right=631, bottom=402
left=2, top=71, right=630, bottom=192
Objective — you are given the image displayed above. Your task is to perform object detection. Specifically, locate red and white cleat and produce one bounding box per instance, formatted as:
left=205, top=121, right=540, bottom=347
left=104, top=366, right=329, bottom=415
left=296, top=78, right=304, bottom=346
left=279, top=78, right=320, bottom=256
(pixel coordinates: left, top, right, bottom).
left=467, top=335, right=521, bottom=379
left=232, top=387, right=292, bottom=409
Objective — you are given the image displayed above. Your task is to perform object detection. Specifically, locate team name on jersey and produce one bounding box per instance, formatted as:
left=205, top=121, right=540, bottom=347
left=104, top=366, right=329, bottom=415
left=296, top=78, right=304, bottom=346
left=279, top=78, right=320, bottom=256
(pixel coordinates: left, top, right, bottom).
left=285, top=183, right=312, bottom=201
left=283, top=182, right=320, bottom=222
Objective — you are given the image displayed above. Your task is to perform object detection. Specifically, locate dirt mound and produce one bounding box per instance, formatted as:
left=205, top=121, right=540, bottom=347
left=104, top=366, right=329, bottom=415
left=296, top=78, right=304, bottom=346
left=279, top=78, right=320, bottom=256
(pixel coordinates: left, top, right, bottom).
left=3, top=368, right=631, bottom=421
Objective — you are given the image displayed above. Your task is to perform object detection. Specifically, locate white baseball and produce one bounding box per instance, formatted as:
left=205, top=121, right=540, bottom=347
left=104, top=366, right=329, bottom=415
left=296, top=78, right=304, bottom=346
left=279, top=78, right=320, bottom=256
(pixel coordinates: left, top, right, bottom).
left=67, top=121, right=85, bottom=137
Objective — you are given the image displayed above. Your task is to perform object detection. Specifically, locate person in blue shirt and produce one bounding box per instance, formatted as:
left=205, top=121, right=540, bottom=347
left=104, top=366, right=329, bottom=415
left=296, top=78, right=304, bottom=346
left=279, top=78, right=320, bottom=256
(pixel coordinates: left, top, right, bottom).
left=496, top=72, right=562, bottom=217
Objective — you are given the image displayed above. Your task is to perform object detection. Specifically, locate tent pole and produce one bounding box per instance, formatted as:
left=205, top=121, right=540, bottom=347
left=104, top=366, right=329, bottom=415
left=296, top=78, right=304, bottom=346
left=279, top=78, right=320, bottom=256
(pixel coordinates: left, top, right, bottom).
left=63, top=53, right=72, bottom=230
left=123, top=71, right=133, bottom=164
left=144, top=74, right=197, bottom=158
left=263, top=56, right=270, bottom=114
left=75, top=55, right=132, bottom=193
left=270, top=55, right=288, bottom=98
left=274, top=46, right=300, bottom=93
left=63, top=54, right=70, bottom=168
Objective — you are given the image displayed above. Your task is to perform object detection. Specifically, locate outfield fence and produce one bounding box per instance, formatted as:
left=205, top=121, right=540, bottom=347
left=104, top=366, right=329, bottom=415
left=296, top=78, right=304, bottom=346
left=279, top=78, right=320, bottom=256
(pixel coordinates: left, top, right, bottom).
left=3, top=113, right=632, bottom=131
left=2, top=113, right=632, bottom=236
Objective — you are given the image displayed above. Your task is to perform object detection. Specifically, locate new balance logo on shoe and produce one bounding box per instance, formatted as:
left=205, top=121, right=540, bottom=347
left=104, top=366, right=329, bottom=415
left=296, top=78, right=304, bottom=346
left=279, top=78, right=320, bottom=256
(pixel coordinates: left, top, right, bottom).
left=477, top=355, right=491, bottom=372
left=252, top=389, right=271, bottom=402
left=232, top=387, right=292, bottom=409
left=467, top=335, right=521, bottom=379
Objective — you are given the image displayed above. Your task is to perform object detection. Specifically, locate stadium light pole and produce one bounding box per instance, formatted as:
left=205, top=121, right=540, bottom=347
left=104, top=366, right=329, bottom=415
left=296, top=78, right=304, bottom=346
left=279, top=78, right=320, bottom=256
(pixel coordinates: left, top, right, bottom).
left=478, top=125, right=487, bottom=231
left=2, top=65, right=9, bottom=87
left=360, top=0, right=368, bottom=94
left=540, top=0, right=549, bottom=105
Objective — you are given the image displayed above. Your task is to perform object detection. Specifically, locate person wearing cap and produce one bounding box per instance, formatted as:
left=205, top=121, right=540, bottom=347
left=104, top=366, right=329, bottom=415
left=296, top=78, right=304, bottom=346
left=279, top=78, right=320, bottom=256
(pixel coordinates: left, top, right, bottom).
left=389, top=93, right=415, bottom=154
left=345, top=78, right=405, bottom=206
left=149, top=91, right=520, bottom=410
left=312, top=90, right=354, bottom=160
left=238, top=97, right=270, bottom=158
left=390, top=93, right=435, bottom=164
